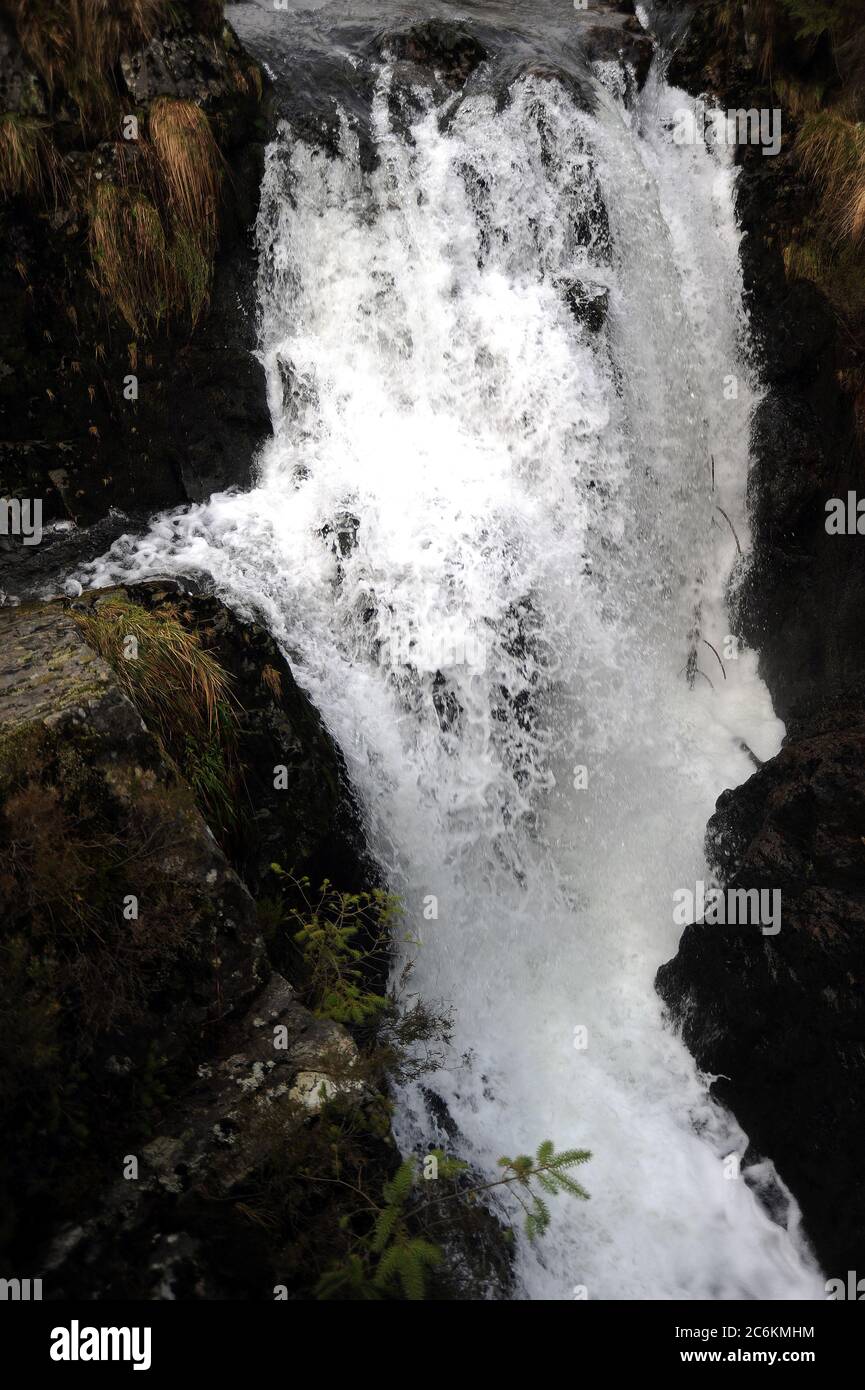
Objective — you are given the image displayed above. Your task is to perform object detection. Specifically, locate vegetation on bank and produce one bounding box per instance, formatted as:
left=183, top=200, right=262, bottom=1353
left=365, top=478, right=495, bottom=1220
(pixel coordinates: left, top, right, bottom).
left=251, top=871, right=593, bottom=1298
left=713, top=1, right=865, bottom=328
left=315, top=1141, right=591, bottom=1301
left=72, top=595, right=242, bottom=840
left=0, top=0, right=262, bottom=331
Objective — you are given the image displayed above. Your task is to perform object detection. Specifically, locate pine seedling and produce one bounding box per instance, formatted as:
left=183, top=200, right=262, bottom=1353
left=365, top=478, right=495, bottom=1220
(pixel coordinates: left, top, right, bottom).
left=498, top=1138, right=591, bottom=1240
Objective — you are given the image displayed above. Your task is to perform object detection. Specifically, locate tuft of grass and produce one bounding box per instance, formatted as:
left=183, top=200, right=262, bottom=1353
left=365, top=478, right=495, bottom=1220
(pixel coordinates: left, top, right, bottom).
left=87, top=102, right=223, bottom=333
left=170, top=221, right=214, bottom=325
left=88, top=167, right=216, bottom=333
left=72, top=595, right=236, bottom=745
left=0, top=114, right=59, bottom=202
left=149, top=98, right=223, bottom=254
left=797, top=110, right=865, bottom=245
left=88, top=183, right=170, bottom=333
left=0, top=114, right=45, bottom=199
left=261, top=663, right=283, bottom=699
left=73, top=595, right=242, bottom=838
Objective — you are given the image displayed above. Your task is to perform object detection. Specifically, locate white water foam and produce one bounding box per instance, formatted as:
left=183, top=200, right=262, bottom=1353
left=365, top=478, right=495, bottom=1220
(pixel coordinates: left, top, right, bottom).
left=82, top=64, right=823, bottom=1300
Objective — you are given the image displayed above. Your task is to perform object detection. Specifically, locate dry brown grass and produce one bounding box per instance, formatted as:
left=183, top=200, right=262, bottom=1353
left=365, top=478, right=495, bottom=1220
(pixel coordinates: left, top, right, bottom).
left=2, top=0, right=168, bottom=125
left=73, top=594, right=244, bottom=842
left=261, top=664, right=283, bottom=700
left=88, top=169, right=213, bottom=333
left=149, top=98, right=224, bottom=252
left=88, top=182, right=171, bottom=332
left=85, top=101, right=223, bottom=332
left=0, top=115, right=53, bottom=200
left=73, top=596, right=237, bottom=742
left=797, top=110, right=865, bottom=245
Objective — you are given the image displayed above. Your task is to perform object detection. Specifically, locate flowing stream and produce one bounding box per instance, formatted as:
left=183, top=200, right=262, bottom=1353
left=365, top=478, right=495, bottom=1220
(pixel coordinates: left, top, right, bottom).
left=81, top=2, right=824, bottom=1299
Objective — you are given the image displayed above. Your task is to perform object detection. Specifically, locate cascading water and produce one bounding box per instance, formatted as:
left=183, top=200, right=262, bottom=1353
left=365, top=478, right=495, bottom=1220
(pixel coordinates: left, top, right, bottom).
left=81, top=26, right=824, bottom=1300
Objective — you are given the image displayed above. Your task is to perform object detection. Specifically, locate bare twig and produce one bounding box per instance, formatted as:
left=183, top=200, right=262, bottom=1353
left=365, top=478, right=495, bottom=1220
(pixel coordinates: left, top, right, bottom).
left=702, top=638, right=727, bottom=679
left=715, top=506, right=743, bottom=556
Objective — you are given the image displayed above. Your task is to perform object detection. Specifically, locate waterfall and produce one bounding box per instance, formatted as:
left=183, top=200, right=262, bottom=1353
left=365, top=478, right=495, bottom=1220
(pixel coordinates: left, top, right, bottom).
left=82, top=48, right=823, bottom=1300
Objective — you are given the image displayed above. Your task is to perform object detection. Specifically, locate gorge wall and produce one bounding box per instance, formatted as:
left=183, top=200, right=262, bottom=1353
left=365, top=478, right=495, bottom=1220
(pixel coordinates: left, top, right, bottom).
left=655, top=0, right=865, bottom=1279
left=0, top=0, right=271, bottom=587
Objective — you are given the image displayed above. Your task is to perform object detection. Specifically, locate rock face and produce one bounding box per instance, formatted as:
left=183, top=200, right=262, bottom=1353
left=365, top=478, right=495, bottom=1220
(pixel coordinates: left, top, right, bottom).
left=115, top=579, right=375, bottom=898
left=47, top=972, right=371, bottom=1300
left=657, top=711, right=865, bottom=1274
left=0, top=5, right=271, bottom=532
left=653, top=2, right=865, bottom=1277
left=370, top=4, right=652, bottom=115
left=372, top=19, right=490, bottom=85
left=0, top=580, right=381, bottom=1296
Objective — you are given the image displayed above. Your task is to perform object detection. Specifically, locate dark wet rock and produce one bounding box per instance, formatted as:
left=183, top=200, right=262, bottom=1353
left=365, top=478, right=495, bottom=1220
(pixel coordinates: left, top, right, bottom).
left=372, top=20, right=489, bottom=87
left=572, top=172, right=612, bottom=264
left=321, top=509, right=359, bottom=560
left=0, top=15, right=47, bottom=116
left=432, top=671, right=462, bottom=734
left=44, top=973, right=373, bottom=1299
left=559, top=277, right=610, bottom=333
left=657, top=711, right=865, bottom=1275
left=109, top=578, right=375, bottom=898
left=421, top=1086, right=461, bottom=1143
left=751, top=280, right=836, bottom=388
left=577, top=10, right=654, bottom=89
left=276, top=354, right=317, bottom=425
left=747, top=393, right=828, bottom=548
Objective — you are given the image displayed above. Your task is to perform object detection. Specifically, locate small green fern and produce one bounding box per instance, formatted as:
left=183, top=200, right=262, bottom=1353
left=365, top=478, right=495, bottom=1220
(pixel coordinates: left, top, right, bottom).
left=314, top=1138, right=590, bottom=1300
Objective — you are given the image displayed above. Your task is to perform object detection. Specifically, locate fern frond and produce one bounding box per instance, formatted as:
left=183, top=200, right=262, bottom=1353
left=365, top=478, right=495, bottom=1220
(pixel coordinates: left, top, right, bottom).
left=371, top=1204, right=400, bottom=1254
left=382, top=1157, right=416, bottom=1207
left=397, top=1248, right=426, bottom=1302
